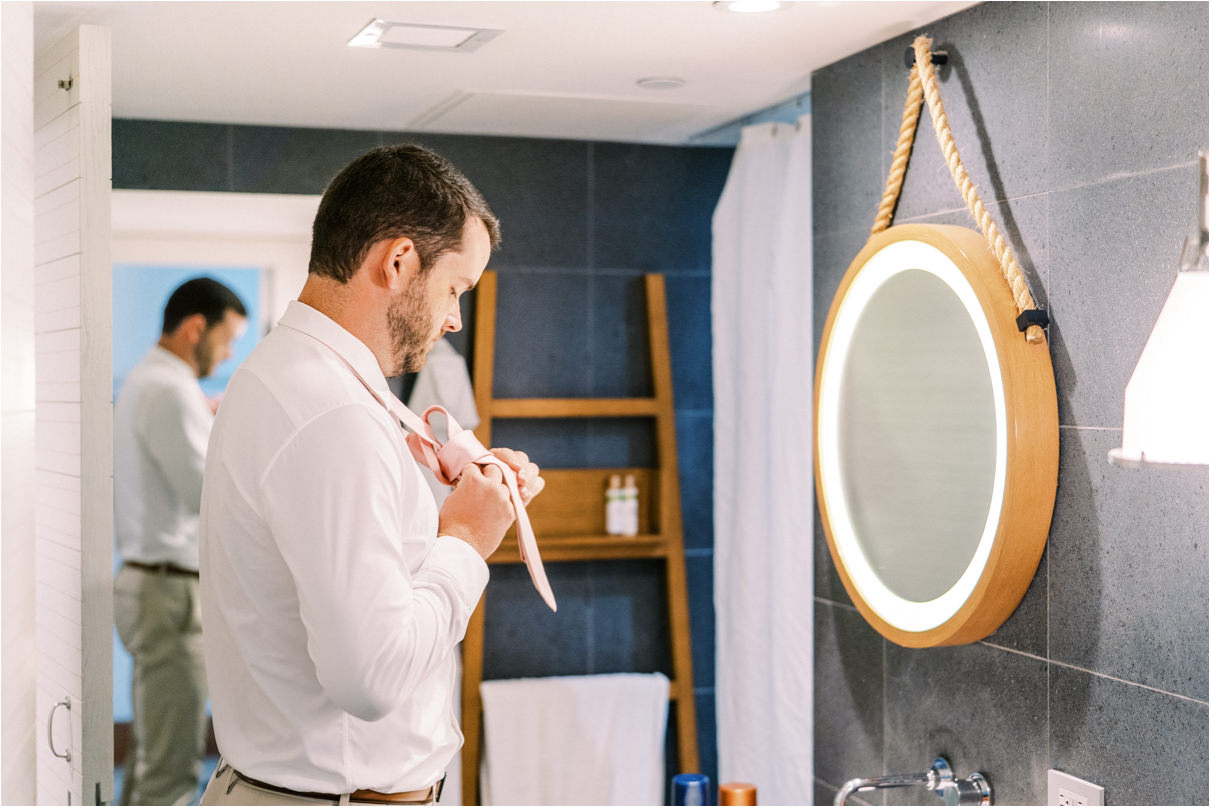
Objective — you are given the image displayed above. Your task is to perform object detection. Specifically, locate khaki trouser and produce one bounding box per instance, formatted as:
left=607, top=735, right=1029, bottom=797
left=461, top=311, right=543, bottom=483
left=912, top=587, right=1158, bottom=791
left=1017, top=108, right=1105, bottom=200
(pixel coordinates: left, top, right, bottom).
left=200, top=763, right=440, bottom=806
left=114, top=564, right=208, bottom=806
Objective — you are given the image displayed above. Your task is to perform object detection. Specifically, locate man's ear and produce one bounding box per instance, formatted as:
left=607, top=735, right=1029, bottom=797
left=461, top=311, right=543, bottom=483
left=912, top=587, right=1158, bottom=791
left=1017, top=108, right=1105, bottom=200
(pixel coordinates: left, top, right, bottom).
left=382, top=237, right=420, bottom=291
left=181, top=313, right=208, bottom=345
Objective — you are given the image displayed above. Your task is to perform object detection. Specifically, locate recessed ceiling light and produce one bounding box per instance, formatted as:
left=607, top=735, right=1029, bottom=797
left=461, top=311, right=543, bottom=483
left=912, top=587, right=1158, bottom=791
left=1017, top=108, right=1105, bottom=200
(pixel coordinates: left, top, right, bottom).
left=712, top=0, right=784, bottom=12
left=348, top=19, right=502, bottom=52
left=636, top=76, right=686, bottom=90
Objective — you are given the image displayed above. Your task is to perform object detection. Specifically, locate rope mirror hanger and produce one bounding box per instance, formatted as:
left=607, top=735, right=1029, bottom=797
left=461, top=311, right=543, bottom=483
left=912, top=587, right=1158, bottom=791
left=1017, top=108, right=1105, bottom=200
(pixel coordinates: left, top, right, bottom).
left=876, top=35, right=1048, bottom=344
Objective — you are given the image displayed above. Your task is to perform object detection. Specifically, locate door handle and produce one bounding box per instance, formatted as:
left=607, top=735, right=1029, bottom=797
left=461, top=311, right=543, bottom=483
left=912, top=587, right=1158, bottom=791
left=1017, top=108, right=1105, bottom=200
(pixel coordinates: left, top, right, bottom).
left=47, top=697, right=72, bottom=763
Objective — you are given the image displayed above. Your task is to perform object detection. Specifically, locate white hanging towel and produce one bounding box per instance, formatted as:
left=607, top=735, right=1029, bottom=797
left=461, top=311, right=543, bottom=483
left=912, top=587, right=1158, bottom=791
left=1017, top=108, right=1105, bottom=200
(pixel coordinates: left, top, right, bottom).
left=407, top=337, right=480, bottom=506
left=479, top=672, right=670, bottom=806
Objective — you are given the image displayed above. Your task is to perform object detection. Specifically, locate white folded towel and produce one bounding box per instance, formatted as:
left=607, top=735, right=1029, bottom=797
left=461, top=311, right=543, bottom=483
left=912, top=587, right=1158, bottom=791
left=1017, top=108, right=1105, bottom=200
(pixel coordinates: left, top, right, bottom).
left=480, top=672, right=671, bottom=806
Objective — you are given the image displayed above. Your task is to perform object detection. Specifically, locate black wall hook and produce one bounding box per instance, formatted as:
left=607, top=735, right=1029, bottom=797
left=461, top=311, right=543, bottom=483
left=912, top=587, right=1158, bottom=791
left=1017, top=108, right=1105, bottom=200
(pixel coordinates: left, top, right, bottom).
left=905, top=47, right=949, bottom=70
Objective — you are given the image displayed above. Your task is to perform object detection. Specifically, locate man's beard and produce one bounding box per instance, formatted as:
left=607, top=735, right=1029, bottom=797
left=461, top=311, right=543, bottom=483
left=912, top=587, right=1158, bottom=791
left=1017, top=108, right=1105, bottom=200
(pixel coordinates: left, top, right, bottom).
left=387, top=279, right=433, bottom=376
left=193, top=336, right=214, bottom=379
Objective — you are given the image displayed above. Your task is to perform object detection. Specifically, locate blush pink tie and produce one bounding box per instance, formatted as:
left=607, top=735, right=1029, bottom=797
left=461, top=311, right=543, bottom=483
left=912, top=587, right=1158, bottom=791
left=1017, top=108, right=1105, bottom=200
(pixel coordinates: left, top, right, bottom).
left=386, top=397, right=557, bottom=612
left=297, top=326, right=557, bottom=612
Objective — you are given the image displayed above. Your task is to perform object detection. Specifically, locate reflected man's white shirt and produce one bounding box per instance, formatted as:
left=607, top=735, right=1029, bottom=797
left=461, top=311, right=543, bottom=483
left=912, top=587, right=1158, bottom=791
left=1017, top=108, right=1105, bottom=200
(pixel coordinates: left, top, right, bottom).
left=200, top=300, right=488, bottom=795
left=115, top=345, right=213, bottom=570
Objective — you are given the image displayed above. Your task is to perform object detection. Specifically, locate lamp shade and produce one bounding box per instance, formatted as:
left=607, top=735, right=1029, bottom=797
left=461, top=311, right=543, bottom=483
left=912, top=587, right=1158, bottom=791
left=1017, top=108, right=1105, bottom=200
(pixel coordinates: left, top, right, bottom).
left=1110, top=268, right=1209, bottom=466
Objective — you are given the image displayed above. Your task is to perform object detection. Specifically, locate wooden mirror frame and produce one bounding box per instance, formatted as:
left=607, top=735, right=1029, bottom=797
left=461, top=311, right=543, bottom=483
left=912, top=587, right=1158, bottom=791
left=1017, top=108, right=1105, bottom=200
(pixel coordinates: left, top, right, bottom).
left=814, top=223, right=1058, bottom=647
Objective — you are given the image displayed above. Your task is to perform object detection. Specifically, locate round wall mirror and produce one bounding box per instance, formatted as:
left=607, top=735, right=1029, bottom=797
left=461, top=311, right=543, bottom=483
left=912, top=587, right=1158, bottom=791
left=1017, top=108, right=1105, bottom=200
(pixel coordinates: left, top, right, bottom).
left=815, top=224, right=1058, bottom=647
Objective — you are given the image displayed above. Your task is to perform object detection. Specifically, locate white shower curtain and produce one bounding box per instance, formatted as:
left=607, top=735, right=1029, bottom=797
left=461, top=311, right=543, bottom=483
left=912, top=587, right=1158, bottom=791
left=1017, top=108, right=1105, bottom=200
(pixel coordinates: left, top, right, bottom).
left=712, top=115, right=814, bottom=804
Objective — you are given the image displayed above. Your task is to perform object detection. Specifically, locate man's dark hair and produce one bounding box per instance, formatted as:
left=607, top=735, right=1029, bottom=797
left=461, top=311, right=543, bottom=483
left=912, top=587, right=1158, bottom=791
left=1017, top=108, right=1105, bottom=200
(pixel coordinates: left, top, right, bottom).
left=308, top=143, right=501, bottom=283
left=161, top=277, right=247, bottom=335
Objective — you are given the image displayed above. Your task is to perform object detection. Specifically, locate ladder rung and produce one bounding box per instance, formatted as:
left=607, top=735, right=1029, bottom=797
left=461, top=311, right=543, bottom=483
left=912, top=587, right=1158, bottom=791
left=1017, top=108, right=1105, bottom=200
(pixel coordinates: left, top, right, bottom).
left=489, top=534, right=670, bottom=563
left=488, top=398, right=660, bottom=418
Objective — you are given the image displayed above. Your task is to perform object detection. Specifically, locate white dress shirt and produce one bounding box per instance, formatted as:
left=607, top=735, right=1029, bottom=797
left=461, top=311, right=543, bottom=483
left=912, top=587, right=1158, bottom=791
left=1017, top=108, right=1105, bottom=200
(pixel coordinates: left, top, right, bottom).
left=199, top=300, right=489, bottom=795
left=115, top=345, right=214, bottom=570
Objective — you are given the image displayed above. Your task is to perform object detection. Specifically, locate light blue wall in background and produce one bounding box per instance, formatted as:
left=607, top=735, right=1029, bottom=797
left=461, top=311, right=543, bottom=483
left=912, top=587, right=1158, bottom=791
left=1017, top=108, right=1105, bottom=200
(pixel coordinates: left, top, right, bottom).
left=112, top=264, right=261, bottom=722
left=112, top=264, right=261, bottom=399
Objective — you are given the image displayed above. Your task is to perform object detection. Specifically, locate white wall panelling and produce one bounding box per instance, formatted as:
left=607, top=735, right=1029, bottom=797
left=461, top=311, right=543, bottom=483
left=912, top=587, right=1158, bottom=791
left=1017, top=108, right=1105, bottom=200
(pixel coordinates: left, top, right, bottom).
left=2, top=6, right=39, bottom=801
left=33, top=23, right=114, bottom=806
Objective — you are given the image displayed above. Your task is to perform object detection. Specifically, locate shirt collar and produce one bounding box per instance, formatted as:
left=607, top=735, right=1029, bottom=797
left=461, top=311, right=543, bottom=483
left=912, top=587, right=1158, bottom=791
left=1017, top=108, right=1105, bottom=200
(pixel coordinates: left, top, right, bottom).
left=277, top=300, right=393, bottom=403
left=148, top=344, right=198, bottom=381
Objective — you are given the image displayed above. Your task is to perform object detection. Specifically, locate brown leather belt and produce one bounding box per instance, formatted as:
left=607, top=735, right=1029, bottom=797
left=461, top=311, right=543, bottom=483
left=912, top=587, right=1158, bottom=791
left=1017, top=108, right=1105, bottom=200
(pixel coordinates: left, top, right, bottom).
left=125, top=560, right=200, bottom=578
left=231, top=768, right=444, bottom=805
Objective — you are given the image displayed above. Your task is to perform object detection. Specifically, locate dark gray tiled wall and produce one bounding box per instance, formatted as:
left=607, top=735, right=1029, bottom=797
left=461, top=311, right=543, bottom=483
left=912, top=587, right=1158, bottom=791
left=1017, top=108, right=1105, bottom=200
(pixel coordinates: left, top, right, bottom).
left=812, top=2, right=1208, bottom=805
left=114, top=121, right=732, bottom=787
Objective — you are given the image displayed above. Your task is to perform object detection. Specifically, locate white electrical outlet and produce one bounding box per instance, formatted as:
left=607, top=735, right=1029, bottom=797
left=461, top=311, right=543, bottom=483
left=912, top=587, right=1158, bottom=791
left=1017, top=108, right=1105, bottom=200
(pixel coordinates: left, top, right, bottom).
left=1048, top=770, right=1105, bottom=806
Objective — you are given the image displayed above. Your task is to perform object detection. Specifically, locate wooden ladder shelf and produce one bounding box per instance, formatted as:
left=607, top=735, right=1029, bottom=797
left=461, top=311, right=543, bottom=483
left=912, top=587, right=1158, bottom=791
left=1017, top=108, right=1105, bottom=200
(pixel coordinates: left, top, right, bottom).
left=460, top=270, right=699, bottom=803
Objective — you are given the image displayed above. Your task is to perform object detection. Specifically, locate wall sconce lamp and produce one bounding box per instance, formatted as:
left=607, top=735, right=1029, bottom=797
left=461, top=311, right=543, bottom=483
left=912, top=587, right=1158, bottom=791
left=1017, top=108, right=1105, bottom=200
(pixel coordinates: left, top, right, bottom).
left=1109, top=151, right=1209, bottom=468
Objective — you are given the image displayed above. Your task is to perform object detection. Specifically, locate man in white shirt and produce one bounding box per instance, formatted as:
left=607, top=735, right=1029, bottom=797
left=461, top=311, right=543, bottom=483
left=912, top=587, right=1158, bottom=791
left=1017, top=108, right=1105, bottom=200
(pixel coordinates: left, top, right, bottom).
left=199, top=144, right=543, bottom=806
left=114, top=277, right=248, bottom=805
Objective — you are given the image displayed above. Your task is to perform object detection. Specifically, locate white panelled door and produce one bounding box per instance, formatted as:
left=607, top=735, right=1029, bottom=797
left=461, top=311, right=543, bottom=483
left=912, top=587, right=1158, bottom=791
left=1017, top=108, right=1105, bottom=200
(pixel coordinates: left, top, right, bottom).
left=33, top=24, right=114, bottom=806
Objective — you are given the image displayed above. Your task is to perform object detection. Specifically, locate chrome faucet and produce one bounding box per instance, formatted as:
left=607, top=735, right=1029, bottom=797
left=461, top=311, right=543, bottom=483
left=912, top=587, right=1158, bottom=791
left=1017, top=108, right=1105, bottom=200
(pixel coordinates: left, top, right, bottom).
left=834, top=756, right=991, bottom=806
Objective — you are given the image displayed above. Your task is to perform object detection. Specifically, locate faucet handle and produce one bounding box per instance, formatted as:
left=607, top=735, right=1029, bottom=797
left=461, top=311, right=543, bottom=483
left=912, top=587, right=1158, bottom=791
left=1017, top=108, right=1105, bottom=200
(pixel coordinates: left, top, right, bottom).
left=930, top=757, right=991, bottom=806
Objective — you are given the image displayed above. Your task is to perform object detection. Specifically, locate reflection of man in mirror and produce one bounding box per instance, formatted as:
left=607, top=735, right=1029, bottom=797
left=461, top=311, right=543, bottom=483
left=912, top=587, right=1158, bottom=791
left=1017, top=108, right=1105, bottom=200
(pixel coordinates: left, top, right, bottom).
left=113, top=277, right=248, bottom=805
left=198, top=144, right=543, bottom=806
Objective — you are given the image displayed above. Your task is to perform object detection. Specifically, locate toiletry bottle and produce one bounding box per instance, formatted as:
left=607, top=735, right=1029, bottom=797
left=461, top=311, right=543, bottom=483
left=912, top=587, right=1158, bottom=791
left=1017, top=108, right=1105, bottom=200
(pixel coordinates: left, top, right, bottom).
left=621, top=473, right=639, bottom=536
left=719, top=782, right=757, bottom=805
left=671, top=773, right=711, bottom=806
left=605, top=474, right=623, bottom=535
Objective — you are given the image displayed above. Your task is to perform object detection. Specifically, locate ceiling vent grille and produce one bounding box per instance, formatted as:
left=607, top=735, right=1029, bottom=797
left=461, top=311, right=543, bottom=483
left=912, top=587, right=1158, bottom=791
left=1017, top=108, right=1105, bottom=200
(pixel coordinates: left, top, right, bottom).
left=348, top=19, right=502, bottom=52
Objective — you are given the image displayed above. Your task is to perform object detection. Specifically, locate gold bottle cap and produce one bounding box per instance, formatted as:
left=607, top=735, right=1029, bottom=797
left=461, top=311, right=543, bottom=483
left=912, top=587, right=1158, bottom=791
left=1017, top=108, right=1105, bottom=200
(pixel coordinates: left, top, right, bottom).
left=719, top=782, right=757, bottom=805
left=608, top=474, right=622, bottom=488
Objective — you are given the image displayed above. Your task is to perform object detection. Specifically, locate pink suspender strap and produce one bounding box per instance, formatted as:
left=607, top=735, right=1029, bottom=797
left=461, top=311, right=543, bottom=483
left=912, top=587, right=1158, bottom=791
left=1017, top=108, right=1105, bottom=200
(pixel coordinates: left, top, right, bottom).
left=282, top=325, right=557, bottom=612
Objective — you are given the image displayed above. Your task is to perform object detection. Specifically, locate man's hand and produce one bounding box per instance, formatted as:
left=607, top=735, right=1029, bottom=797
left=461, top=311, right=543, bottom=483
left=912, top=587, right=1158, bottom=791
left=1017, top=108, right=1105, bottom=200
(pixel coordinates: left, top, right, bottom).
left=488, top=448, right=545, bottom=505
left=437, top=449, right=544, bottom=560
left=438, top=463, right=515, bottom=559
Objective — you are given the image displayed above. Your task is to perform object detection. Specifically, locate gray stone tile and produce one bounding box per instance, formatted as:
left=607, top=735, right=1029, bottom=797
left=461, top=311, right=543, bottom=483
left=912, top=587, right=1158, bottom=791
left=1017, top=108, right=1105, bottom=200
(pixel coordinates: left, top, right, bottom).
left=1049, top=427, right=1209, bottom=700
left=490, top=418, right=590, bottom=470
left=907, top=193, right=1049, bottom=312
left=983, top=541, right=1047, bottom=658
left=410, top=133, right=591, bottom=271
left=879, top=2, right=1050, bottom=221
left=676, top=412, right=714, bottom=552
left=589, top=559, right=670, bottom=676
left=483, top=561, right=592, bottom=680
left=1048, top=1, right=1210, bottom=191
left=814, top=499, right=853, bottom=608
left=1048, top=165, right=1199, bottom=428
left=664, top=274, right=714, bottom=412
left=491, top=271, right=592, bottom=398
left=230, top=125, right=381, bottom=195
left=685, top=554, right=715, bottom=691
left=811, top=47, right=885, bottom=237
left=591, top=143, right=732, bottom=273
left=884, top=643, right=1049, bottom=805
left=814, top=601, right=884, bottom=791
left=1050, top=665, right=1209, bottom=806
left=113, top=119, right=232, bottom=192
left=813, top=779, right=838, bottom=806
left=587, top=273, right=652, bottom=398
left=583, top=418, right=655, bottom=470
left=812, top=228, right=871, bottom=352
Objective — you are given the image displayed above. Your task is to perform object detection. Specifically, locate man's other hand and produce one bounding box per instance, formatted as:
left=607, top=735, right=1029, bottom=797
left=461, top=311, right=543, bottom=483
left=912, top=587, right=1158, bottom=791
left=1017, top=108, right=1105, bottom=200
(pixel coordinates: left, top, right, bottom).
left=438, top=463, right=515, bottom=559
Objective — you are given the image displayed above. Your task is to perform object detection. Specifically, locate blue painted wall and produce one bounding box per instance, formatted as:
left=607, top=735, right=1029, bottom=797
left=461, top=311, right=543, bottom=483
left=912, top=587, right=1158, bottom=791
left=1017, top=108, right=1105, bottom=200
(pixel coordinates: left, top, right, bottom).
left=113, top=121, right=733, bottom=785
left=811, top=2, right=1208, bottom=804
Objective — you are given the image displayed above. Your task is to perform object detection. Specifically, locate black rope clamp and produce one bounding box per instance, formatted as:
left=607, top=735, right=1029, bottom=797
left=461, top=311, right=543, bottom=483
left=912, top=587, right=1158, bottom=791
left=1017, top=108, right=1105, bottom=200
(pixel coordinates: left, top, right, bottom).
left=905, top=47, right=949, bottom=70
left=1016, top=308, right=1049, bottom=332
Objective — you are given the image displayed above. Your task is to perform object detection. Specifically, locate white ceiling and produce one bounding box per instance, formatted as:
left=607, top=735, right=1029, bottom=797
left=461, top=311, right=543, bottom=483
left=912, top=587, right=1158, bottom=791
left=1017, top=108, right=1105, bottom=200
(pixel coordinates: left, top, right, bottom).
left=33, top=0, right=977, bottom=145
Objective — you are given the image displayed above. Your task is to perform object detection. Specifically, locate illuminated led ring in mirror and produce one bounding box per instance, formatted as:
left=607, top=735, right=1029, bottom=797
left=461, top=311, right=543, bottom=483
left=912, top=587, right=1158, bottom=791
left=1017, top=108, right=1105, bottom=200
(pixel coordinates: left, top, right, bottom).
left=815, top=224, right=1058, bottom=647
